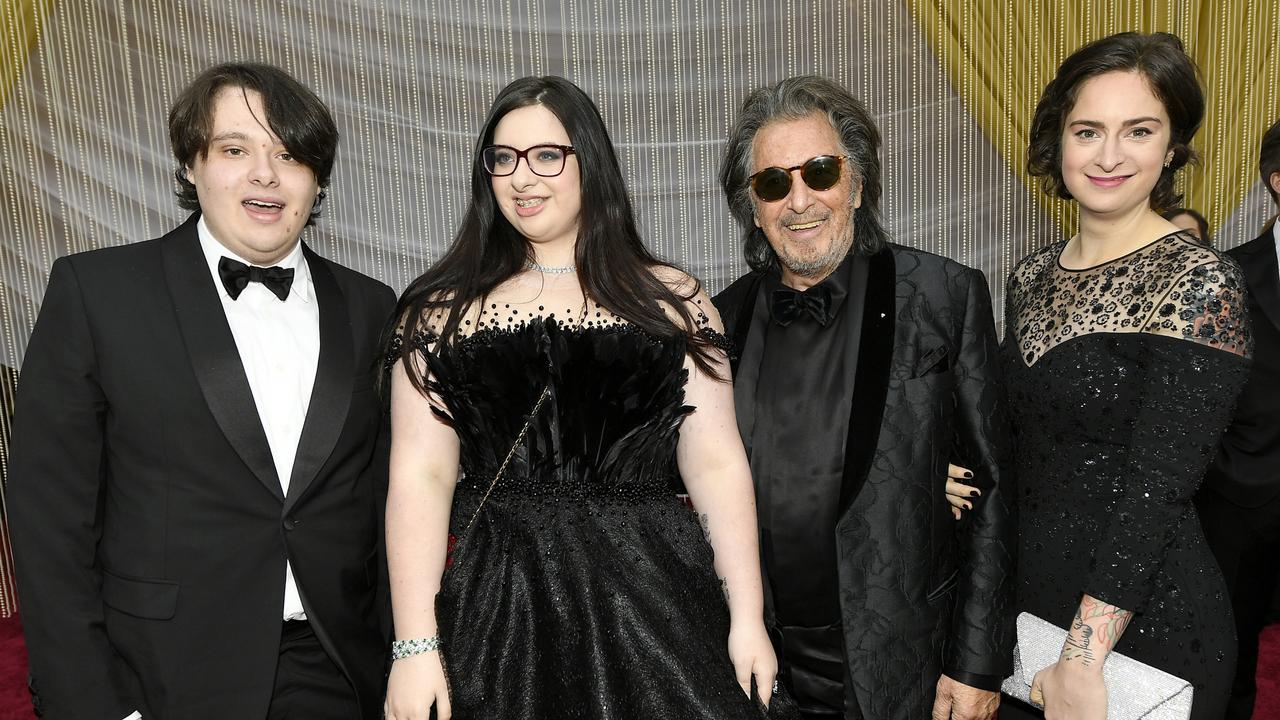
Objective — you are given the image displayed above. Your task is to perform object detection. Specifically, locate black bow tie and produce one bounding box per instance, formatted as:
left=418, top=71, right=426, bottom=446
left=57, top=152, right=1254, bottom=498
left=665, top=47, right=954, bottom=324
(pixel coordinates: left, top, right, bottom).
left=770, top=285, right=833, bottom=327
left=218, top=256, right=295, bottom=301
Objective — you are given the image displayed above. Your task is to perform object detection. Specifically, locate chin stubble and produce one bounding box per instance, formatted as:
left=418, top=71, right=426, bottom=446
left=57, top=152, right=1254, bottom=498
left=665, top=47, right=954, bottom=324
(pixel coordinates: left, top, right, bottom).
left=778, top=221, right=856, bottom=278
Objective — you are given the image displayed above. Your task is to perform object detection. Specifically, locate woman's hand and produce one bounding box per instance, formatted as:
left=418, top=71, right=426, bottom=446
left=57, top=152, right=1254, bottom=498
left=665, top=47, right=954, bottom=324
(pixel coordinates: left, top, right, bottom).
left=946, top=463, right=980, bottom=520
left=1029, top=660, right=1107, bottom=720
left=727, top=621, right=778, bottom=709
left=384, top=651, right=451, bottom=720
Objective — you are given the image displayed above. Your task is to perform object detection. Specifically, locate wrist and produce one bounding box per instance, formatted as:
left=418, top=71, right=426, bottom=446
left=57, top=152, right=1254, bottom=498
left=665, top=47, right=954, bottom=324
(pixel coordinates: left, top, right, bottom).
left=1058, top=655, right=1106, bottom=676
left=727, top=612, right=768, bottom=636
left=391, top=635, right=440, bottom=660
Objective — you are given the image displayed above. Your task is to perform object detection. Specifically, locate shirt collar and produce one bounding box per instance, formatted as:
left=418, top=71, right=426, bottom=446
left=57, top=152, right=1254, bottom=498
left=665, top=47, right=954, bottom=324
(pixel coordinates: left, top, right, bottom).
left=197, top=216, right=314, bottom=303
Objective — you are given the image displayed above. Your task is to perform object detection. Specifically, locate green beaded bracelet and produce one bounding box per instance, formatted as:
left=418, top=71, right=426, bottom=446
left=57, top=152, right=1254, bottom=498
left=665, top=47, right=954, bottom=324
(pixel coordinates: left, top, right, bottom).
left=391, top=635, right=441, bottom=660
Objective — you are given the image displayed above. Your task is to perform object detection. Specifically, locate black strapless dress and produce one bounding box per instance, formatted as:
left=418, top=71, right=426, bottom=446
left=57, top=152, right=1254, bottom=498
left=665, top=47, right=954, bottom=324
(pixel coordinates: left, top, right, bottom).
left=397, top=317, right=798, bottom=720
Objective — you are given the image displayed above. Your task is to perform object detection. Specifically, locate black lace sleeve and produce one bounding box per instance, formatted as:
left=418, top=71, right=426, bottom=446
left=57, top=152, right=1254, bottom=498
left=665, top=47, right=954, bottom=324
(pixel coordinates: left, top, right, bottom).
left=1140, top=259, right=1253, bottom=357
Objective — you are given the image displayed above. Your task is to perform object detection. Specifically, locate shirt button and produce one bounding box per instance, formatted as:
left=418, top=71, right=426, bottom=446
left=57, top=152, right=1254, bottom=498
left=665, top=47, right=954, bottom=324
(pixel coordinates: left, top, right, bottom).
left=283, top=517, right=298, bottom=531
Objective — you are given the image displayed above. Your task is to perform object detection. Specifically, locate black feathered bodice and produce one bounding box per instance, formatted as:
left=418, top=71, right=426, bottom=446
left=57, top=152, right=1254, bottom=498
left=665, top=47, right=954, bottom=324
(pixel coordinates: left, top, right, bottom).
left=407, top=318, right=697, bottom=503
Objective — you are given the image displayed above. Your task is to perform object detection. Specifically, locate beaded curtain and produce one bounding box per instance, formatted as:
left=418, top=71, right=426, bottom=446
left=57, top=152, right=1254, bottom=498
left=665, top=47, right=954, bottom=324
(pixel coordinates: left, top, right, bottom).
left=0, top=0, right=1276, bottom=615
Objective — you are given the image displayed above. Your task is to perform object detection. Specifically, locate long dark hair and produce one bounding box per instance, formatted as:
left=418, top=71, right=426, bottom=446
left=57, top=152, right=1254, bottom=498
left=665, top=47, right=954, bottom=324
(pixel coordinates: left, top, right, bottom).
left=388, top=76, right=719, bottom=394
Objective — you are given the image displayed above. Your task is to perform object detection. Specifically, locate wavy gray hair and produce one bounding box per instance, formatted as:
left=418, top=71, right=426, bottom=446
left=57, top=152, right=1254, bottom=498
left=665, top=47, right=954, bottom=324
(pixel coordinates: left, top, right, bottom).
left=719, top=75, right=887, bottom=272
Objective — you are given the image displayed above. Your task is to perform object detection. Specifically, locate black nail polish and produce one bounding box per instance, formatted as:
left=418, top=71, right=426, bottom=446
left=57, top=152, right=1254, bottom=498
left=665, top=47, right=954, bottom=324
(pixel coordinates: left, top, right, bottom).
left=963, top=471, right=973, bottom=479
left=969, top=490, right=979, bottom=497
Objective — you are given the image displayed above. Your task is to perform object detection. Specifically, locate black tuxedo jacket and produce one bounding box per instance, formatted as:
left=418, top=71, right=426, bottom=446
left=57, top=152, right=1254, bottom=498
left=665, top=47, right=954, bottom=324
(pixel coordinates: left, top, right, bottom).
left=8, top=214, right=396, bottom=719
left=714, top=244, right=1016, bottom=720
left=1203, top=229, right=1280, bottom=507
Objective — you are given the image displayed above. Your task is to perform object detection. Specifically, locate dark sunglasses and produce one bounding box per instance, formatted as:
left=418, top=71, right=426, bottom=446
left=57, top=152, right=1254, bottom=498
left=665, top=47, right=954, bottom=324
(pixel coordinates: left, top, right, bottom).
left=749, top=155, right=851, bottom=202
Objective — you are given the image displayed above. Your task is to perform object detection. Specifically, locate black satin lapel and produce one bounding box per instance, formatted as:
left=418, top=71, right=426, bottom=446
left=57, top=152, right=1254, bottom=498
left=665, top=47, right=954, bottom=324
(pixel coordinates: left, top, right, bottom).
left=1241, top=235, right=1280, bottom=335
left=837, top=248, right=895, bottom=514
left=285, top=249, right=353, bottom=511
left=161, top=219, right=283, bottom=501
left=728, top=275, right=762, bottom=379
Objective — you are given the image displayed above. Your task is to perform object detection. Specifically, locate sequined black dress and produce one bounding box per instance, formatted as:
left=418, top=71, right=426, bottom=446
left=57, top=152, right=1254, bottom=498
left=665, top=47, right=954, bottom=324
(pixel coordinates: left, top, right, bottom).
left=1001, top=232, right=1251, bottom=720
left=397, top=313, right=798, bottom=720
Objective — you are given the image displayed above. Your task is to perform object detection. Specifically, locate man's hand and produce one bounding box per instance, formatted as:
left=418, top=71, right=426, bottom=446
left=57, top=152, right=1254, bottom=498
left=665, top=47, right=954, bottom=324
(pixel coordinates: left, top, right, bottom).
left=932, top=674, right=999, bottom=720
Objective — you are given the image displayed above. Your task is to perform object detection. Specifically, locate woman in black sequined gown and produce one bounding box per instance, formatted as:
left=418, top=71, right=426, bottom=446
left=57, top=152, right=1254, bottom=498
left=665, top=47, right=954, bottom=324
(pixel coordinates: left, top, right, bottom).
left=999, top=33, right=1251, bottom=720
left=382, top=76, right=797, bottom=720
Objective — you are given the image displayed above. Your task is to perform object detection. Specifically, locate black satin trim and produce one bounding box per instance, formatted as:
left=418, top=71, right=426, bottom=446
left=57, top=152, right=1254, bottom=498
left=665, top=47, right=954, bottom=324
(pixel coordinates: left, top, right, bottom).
left=722, top=272, right=765, bottom=379
left=837, top=247, right=895, bottom=515
left=285, top=247, right=352, bottom=511
left=776, top=623, right=846, bottom=711
left=941, top=668, right=1003, bottom=693
left=162, top=214, right=283, bottom=500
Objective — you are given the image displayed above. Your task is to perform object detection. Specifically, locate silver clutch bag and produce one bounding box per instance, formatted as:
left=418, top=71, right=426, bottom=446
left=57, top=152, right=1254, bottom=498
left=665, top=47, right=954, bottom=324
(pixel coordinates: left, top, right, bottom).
left=1002, top=612, right=1193, bottom=719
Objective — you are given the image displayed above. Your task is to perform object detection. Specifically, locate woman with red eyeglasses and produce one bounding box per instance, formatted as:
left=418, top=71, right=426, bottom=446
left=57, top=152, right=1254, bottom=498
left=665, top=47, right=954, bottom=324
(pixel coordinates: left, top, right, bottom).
left=381, top=75, right=798, bottom=720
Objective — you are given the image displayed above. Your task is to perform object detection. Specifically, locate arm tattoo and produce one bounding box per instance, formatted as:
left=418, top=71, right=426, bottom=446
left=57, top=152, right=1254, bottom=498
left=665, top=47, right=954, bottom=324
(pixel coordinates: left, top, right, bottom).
left=1060, top=595, right=1133, bottom=668
left=1061, top=611, right=1096, bottom=664
left=697, top=512, right=729, bottom=601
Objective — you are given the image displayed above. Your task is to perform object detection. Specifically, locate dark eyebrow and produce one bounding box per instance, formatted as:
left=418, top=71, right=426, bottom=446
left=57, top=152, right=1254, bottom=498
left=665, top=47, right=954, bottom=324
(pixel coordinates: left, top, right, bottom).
left=209, top=131, right=250, bottom=143
left=1067, top=117, right=1164, bottom=128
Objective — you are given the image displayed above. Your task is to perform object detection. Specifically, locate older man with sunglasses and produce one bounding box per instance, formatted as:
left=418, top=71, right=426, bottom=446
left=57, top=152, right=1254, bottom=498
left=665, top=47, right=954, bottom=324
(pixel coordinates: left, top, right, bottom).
left=712, top=75, right=1016, bottom=720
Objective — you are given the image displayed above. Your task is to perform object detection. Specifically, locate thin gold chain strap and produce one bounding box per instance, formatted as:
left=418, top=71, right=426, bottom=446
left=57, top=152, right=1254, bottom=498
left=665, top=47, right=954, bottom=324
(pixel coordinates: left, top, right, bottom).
left=461, top=384, right=551, bottom=535
left=458, top=301, right=586, bottom=536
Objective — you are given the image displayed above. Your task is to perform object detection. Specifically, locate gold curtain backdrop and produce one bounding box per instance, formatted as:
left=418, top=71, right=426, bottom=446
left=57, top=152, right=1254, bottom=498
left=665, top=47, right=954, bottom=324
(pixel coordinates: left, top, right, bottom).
left=0, top=0, right=1277, bottom=615
left=910, top=0, right=1280, bottom=237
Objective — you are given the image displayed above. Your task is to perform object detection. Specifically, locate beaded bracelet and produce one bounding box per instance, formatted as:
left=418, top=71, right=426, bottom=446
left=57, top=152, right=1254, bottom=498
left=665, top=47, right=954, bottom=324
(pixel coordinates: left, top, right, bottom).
left=391, top=635, right=441, bottom=660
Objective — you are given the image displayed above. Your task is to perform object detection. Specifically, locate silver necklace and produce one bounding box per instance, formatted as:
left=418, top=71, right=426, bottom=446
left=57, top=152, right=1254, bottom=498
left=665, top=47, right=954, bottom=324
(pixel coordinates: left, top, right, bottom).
left=525, top=259, right=577, bottom=274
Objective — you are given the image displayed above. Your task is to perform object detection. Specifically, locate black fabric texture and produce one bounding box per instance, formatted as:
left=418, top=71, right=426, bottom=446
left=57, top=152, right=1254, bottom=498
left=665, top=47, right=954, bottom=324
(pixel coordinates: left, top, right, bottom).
left=716, top=244, right=1017, bottom=720
left=1004, top=232, right=1251, bottom=720
left=397, top=318, right=800, bottom=720
left=741, top=254, right=862, bottom=712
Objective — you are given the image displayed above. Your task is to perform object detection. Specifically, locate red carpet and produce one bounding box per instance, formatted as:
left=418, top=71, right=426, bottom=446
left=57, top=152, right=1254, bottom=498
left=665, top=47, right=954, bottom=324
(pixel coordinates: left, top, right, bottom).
left=0, top=613, right=1276, bottom=718
left=0, top=615, right=31, bottom=720
left=1260, top=624, right=1280, bottom=720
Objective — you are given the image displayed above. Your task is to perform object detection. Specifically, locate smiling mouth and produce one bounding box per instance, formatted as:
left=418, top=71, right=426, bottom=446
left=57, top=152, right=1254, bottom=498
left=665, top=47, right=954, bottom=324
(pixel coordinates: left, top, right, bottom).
left=1087, top=175, right=1131, bottom=186
left=515, top=198, right=545, bottom=208
left=243, top=199, right=284, bottom=210
left=786, top=219, right=824, bottom=231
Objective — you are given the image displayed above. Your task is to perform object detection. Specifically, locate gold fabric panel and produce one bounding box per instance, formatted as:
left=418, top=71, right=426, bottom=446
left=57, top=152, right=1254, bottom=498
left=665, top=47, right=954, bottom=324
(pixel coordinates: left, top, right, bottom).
left=0, top=0, right=46, bottom=108
left=909, top=0, right=1280, bottom=236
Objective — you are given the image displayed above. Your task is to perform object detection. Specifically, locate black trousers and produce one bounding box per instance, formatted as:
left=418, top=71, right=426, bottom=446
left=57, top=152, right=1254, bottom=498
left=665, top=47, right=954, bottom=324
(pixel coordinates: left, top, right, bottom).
left=1197, top=489, right=1280, bottom=720
left=267, top=619, right=361, bottom=720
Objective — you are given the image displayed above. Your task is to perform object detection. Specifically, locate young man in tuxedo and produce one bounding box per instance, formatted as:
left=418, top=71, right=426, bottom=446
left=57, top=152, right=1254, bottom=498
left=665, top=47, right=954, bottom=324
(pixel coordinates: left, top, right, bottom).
left=1197, top=117, right=1280, bottom=720
left=8, top=63, right=395, bottom=719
